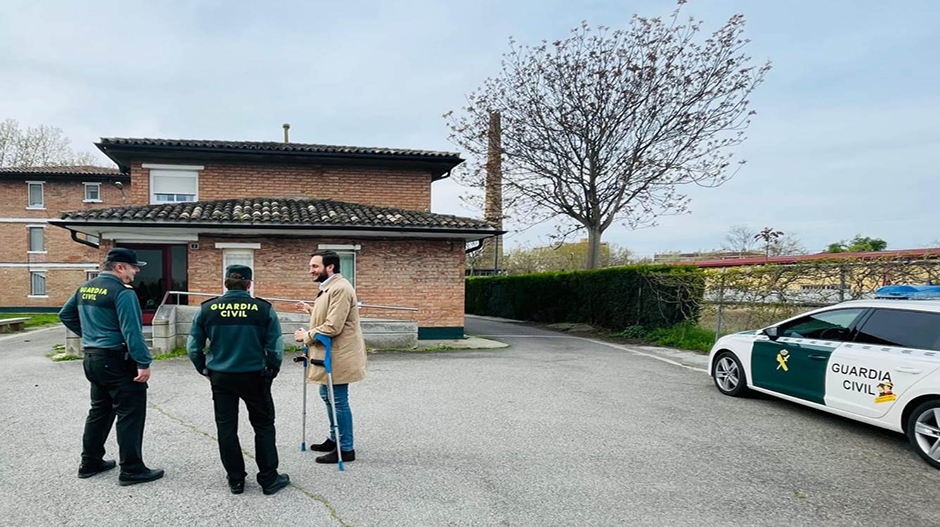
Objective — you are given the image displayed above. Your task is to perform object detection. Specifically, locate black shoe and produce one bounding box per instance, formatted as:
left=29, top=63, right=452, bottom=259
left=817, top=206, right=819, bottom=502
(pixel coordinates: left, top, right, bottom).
left=78, top=459, right=116, bottom=479
left=315, top=450, right=355, bottom=464
left=261, top=474, right=290, bottom=495
left=118, top=468, right=165, bottom=486
left=310, top=438, right=336, bottom=452
left=228, top=478, right=245, bottom=494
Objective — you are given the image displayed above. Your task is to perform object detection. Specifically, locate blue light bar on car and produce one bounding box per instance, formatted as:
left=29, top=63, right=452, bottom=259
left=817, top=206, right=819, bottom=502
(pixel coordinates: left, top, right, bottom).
left=874, top=285, right=940, bottom=299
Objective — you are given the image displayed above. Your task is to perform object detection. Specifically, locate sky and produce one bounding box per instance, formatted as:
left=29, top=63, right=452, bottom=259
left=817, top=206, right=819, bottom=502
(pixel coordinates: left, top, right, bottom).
left=1, top=0, right=938, bottom=258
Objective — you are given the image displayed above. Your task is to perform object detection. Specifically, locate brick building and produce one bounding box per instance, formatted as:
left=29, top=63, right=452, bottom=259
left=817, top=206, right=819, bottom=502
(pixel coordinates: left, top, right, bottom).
left=0, top=166, right=129, bottom=311
left=43, top=137, right=501, bottom=339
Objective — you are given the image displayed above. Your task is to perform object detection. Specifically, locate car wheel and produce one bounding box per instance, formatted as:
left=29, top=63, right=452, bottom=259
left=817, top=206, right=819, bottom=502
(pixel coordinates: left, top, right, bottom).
left=906, top=399, right=940, bottom=469
left=713, top=351, right=748, bottom=397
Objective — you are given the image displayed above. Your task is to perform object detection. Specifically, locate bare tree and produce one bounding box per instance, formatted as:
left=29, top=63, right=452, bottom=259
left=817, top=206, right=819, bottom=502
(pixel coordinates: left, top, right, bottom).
left=0, top=118, right=96, bottom=168
left=722, top=224, right=757, bottom=256
left=767, top=233, right=806, bottom=256
left=446, top=4, right=770, bottom=269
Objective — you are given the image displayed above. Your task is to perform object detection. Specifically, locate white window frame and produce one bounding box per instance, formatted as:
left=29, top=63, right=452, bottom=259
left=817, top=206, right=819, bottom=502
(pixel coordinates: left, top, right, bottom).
left=29, top=270, right=48, bottom=297
left=86, top=270, right=100, bottom=281
left=26, top=181, right=45, bottom=210
left=147, top=166, right=202, bottom=205
left=222, top=248, right=255, bottom=295
left=27, top=225, right=46, bottom=254
left=318, top=244, right=358, bottom=286
left=83, top=182, right=102, bottom=203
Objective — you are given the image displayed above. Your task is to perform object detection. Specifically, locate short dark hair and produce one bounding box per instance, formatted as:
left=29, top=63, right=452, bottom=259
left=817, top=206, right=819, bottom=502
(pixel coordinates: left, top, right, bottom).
left=224, top=277, right=251, bottom=291
left=311, top=250, right=340, bottom=273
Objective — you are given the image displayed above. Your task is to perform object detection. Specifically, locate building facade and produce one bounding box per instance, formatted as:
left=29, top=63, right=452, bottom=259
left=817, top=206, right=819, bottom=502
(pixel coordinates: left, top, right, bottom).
left=0, top=166, right=129, bottom=311
left=49, top=138, right=500, bottom=339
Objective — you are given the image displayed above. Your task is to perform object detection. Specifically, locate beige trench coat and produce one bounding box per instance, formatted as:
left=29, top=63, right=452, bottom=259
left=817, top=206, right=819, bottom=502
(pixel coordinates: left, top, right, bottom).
left=303, top=274, right=367, bottom=385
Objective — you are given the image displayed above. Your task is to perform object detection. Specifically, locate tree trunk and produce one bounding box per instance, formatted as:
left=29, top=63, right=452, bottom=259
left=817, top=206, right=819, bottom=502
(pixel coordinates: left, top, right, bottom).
left=586, top=226, right=603, bottom=270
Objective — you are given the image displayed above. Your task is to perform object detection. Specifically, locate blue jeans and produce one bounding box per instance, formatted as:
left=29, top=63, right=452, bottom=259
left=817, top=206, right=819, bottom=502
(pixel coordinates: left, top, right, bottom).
left=319, top=383, right=353, bottom=451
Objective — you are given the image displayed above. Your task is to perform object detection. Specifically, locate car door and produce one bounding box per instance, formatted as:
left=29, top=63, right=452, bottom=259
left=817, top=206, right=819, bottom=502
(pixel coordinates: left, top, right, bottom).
left=751, top=308, right=866, bottom=405
left=825, top=308, right=940, bottom=418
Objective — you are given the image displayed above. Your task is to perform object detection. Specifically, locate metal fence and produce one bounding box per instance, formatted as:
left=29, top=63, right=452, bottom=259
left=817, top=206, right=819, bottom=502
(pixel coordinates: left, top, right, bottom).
left=701, top=259, right=940, bottom=338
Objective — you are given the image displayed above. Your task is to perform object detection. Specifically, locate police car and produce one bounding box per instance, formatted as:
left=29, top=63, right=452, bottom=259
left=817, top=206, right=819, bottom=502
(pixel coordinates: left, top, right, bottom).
left=708, top=285, right=940, bottom=469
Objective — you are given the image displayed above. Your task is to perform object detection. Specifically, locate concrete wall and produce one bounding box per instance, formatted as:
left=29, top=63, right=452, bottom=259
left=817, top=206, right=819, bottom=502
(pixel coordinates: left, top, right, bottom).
left=153, top=305, right=417, bottom=353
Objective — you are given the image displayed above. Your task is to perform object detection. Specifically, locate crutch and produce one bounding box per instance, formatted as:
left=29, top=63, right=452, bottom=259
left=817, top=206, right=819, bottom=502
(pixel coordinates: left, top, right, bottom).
left=310, top=333, right=344, bottom=471
left=292, top=347, right=309, bottom=451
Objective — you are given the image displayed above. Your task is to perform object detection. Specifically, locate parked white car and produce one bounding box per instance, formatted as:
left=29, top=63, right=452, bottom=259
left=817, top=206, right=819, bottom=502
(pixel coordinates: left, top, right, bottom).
left=708, top=285, right=940, bottom=469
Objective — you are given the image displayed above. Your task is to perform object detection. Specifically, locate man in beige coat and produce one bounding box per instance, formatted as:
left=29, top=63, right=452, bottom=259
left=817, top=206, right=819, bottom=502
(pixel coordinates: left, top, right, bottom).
left=294, top=250, right=366, bottom=464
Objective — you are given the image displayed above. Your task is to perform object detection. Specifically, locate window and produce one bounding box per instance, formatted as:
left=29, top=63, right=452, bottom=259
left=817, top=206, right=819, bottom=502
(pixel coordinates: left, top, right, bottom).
left=84, top=182, right=101, bottom=202
left=778, top=308, right=865, bottom=341
left=27, top=182, right=44, bottom=209
left=150, top=169, right=198, bottom=204
left=854, top=309, right=940, bottom=351
left=87, top=234, right=100, bottom=244
left=27, top=226, right=45, bottom=253
left=30, top=272, right=46, bottom=296
left=86, top=271, right=100, bottom=281
left=338, top=252, right=356, bottom=286
left=800, top=284, right=841, bottom=291
left=222, top=248, right=254, bottom=294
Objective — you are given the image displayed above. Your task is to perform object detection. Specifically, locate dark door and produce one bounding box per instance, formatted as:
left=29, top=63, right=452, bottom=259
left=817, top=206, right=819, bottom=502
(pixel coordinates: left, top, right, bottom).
left=118, top=244, right=188, bottom=324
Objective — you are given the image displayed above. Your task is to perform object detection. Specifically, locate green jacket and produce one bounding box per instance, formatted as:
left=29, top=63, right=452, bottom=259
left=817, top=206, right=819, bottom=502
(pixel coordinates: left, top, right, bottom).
left=59, top=273, right=152, bottom=368
left=186, top=290, right=284, bottom=374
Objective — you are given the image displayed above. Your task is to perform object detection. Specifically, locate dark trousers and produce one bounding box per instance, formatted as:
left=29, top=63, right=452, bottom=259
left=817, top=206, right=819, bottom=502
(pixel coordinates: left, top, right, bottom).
left=208, top=370, right=279, bottom=486
left=81, top=349, right=147, bottom=474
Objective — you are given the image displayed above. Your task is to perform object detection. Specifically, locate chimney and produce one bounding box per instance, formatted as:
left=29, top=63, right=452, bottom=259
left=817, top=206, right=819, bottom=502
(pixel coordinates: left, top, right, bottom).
left=283, top=123, right=290, bottom=143
left=480, top=111, right=503, bottom=273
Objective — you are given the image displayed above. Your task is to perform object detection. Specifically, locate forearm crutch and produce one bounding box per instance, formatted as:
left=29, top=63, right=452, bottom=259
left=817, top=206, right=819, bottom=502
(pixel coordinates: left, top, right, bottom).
left=310, top=333, right=344, bottom=471
left=292, top=347, right=309, bottom=451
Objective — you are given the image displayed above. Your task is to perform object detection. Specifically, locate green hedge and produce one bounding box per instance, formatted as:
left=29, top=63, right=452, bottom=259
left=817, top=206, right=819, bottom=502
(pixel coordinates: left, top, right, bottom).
left=466, top=265, right=705, bottom=330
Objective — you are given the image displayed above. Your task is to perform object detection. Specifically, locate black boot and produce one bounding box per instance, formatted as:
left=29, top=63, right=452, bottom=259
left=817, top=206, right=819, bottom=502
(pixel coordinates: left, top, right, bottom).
left=118, top=468, right=165, bottom=486
left=228, top=478, right=245, bottom=495
left=78, top=459, right=116, bottom=479
left=315, top=450, right=355, bottom=464
left=261, top=474, right=290, bottom=495
left=310, top=438, right=336, bottom=452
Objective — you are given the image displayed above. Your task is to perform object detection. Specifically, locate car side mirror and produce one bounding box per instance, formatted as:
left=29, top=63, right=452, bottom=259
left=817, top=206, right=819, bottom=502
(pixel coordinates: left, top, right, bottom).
left=762, top=327, right=780, bottom=341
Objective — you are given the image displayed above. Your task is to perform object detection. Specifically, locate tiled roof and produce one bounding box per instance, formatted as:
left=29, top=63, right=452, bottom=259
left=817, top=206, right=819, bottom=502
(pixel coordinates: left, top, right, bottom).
left=58, top=197, right=496, bottom=232
left=0, top=165, right=121, bottom=176
left=98, top=137, right=460, bottom=159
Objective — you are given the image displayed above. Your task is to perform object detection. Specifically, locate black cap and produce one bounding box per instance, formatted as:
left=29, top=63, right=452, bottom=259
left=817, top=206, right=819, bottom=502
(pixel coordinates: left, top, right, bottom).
left=225, top=264, right=252, bottom=280
left=105, top=248, right=146, bottom=267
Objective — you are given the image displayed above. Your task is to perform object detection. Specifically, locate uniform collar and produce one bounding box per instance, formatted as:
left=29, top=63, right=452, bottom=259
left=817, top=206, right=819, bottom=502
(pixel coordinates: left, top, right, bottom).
left=223, top=290, right=253, bottom=298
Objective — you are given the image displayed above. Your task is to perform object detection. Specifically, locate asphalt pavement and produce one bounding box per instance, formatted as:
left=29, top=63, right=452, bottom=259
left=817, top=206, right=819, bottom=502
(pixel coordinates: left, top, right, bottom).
left=1, top=317, right=938, bottom=526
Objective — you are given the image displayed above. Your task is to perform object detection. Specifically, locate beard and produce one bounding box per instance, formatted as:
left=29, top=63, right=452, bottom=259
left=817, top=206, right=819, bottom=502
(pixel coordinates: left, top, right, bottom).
left=313, top=270, right=328, bottom=283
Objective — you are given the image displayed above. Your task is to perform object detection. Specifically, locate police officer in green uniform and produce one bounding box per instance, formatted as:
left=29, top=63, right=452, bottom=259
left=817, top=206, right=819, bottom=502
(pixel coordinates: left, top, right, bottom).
left=187, top=265, right=289, bottom=495
left=59, top=248, right=165, bottom=486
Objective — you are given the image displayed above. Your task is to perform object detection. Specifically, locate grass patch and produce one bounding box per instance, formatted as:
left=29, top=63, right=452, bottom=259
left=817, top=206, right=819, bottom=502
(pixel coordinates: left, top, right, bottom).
left=614, top=322, right=718, bottom=354
left=52, top=354, right=83, bottom=362
left=47, top=344, right=82, bottom=361
left=1, top=313, right=60, bottom=328
left=153, top=347, right=188, bottom=361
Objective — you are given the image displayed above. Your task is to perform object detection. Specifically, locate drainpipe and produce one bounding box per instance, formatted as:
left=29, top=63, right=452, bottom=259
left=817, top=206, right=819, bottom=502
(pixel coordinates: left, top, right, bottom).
left=71, top=230, right=99, bottom=249
left=465, top=239, right=484, bottom=254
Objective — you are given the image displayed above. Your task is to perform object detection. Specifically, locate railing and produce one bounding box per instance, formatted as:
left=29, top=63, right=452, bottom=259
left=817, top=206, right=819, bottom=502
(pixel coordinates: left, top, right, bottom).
left=157, top=290, right=418, bottom=312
